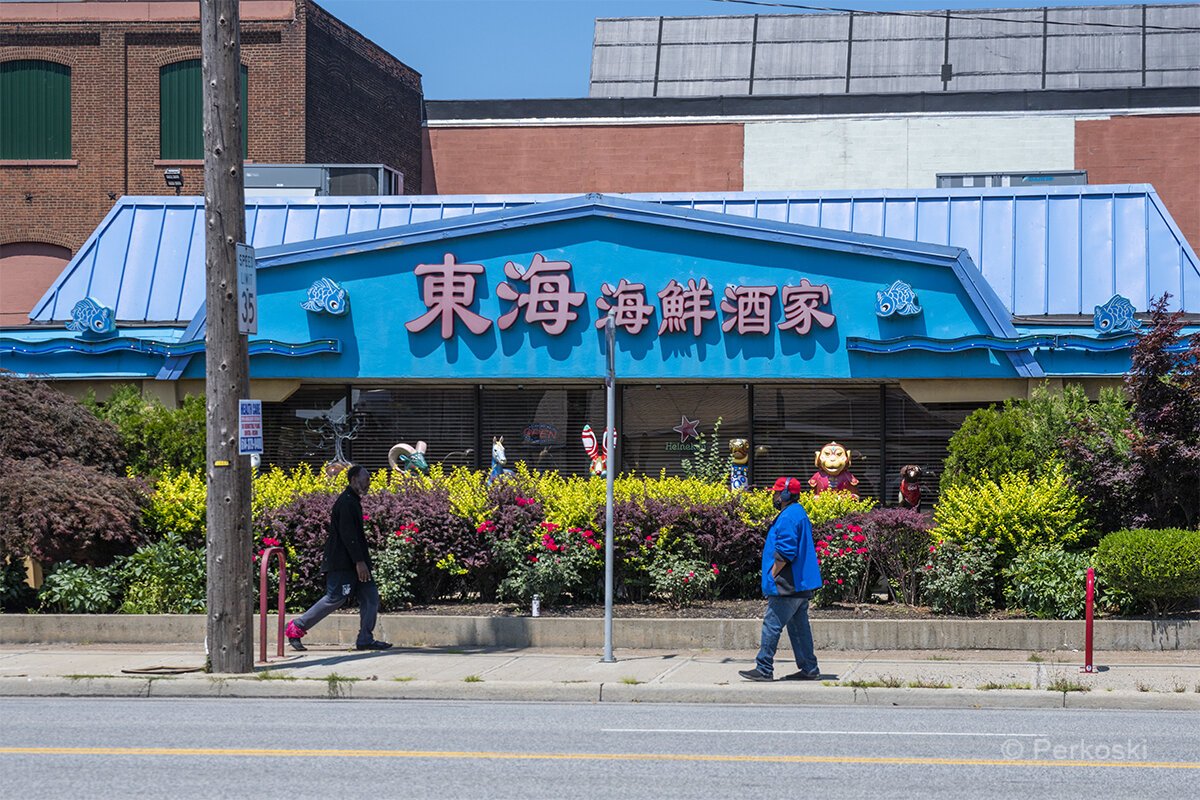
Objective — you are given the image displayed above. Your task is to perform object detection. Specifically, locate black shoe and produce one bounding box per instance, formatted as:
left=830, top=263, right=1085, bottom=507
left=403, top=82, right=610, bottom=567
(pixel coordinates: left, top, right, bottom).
left=287, top=637, right=307, bottom=652
left=781, top=670, right=821, bottom=681
left=738, top=668, right=773, bottom=682
left=354, top=640, right=392, bottom=651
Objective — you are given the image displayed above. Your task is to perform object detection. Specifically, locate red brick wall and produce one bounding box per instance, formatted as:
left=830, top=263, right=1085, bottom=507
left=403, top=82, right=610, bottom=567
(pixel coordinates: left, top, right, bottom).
left=1075, top=114, right=1200, bottom=251
left=422, top=124, right=745, bottom=195
left=304, top=2, right=422, bottom=191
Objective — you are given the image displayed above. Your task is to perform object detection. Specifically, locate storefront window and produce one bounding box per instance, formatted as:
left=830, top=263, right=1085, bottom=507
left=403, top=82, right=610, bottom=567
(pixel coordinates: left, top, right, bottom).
left=260, top=385, right=350, bottom=470
left=350, top=387, right=476, bottom=471
left=480, top=386, right=606, bottom=476
left=622, top=385, right=750, bottom=477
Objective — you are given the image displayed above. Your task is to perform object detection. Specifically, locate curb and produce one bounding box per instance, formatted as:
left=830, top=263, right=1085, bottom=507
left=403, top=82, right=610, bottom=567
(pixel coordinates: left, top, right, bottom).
left=4, top=676, right=1199, bottom=710
left=2, top=614, right=1197, bottom=651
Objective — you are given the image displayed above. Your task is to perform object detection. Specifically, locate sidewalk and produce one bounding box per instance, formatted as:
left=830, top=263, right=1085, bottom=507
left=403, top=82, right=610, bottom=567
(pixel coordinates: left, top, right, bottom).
left=2, top=643, right=1198, bottom=710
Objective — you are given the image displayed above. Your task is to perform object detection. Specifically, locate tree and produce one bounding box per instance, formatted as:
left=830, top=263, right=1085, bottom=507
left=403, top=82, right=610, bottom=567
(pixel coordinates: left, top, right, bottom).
left=0, top=373, right=125, bottom=471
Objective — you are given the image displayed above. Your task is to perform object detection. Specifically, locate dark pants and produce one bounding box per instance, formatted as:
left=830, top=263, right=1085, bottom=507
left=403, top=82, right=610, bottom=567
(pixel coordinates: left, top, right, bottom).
left=755, top=592, right=819, bottom=678
left=293, top=569, right=380, bottom=648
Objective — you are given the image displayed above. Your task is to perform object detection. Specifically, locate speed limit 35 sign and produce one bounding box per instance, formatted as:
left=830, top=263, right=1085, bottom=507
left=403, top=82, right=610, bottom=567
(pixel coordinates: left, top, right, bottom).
left=236, top=243, right=257, bottom=335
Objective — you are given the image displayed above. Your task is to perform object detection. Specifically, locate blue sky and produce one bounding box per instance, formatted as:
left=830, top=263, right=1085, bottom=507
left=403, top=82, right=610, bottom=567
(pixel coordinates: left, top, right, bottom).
left=317, top=0, right=1190, bottom=99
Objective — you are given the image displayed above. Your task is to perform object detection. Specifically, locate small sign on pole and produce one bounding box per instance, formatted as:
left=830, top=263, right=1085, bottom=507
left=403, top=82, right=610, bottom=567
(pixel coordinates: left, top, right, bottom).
left=236, top=243, right=257, bottom=335
left=238, top=399, right=263, bottom=456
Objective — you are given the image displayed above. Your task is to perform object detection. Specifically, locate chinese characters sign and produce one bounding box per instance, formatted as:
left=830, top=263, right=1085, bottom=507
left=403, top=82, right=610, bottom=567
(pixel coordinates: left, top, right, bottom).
left=407, top=252, right=836, bottom=340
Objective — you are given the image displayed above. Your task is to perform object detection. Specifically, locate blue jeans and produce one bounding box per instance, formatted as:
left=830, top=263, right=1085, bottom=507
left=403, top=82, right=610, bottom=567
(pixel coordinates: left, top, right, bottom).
left=755, top=593, right=819, bottom=678
left=293, top=569, right=380, bottom=648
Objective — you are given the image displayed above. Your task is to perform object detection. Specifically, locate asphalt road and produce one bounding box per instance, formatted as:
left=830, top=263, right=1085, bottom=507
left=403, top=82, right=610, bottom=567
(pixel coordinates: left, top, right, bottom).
left=1, top=698, right=1197, bottom=800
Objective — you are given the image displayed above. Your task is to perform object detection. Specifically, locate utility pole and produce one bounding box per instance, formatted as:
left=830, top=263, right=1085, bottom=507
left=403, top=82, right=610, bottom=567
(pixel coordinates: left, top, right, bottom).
left=202, top=0, right=252, bottom=673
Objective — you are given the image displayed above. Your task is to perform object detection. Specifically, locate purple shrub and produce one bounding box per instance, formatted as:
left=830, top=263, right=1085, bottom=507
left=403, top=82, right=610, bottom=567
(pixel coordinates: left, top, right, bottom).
left=860, top=507, right=933, bottom=605
left=677, top=498, right=764, bottom=598
left=254, top=492, right=337, bottom=611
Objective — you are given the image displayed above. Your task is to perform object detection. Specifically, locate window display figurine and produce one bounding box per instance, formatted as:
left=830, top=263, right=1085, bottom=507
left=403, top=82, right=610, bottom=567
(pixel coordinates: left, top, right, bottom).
left=729, top=438, right=750, bottom=491
left=581, top=424, right=611, bottom=477
left=388, top=441, right=429, bottom=473
left=809, top=441, right=859, bottom=497
left=488, top=436, right=514, bottom=484
left=898, top=464, right=924, bottom=510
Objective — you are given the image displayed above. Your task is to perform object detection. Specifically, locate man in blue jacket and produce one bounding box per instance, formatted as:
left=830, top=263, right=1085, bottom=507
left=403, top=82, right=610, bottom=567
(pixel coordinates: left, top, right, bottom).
left=739, top=476, right=823, bottom=682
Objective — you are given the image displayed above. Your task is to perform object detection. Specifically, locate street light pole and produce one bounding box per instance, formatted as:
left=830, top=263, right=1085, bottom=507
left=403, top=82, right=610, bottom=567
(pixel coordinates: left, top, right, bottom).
left=202, top=0, right=252, bottom=674
left=603, top=312, right=616, bottom=663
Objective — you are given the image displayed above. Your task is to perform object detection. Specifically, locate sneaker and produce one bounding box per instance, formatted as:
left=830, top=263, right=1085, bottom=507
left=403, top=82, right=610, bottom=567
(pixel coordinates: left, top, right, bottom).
left=781, top=669, right=821, bottom=681
left=285, top=621, right=307, bottom=651
left=353, top=640, right=393, bottom=651
left=738, top=668, right=773, bottom=682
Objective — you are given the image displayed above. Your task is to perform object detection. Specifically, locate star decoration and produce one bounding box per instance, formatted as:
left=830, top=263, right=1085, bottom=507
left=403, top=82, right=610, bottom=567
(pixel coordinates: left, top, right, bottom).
left=673, top=415, right=701, bottom=443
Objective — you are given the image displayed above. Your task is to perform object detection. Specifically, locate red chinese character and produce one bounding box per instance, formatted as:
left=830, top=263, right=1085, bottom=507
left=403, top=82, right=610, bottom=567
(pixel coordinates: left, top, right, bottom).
left=595, top=279, right=655, bottom=335
left=779, top=279, right=836, bottom=335
left=658, top=278, right=716, bottom=336
left=496, top=254, right=586, bottom=336
left=405, top=253, right=493, bottom=339
left=720, top=284, right=777, bottom=335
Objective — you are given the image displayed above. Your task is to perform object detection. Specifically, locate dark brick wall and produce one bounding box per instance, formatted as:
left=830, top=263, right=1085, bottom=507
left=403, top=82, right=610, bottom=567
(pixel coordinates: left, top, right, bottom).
left=0, top=0, right=423, bottom=308
left=303, top=2, right=423, bottom=192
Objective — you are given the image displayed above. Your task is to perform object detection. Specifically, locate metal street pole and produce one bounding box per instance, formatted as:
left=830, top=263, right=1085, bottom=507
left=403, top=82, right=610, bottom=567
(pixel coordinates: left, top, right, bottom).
left=202, top=0, right=252, bottom=674
left=603, top=312, right=616, bottom=663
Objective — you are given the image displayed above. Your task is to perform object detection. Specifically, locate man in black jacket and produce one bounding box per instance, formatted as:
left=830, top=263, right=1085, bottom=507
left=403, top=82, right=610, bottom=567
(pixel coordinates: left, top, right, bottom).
left=285, top=465, right=391, bottom=651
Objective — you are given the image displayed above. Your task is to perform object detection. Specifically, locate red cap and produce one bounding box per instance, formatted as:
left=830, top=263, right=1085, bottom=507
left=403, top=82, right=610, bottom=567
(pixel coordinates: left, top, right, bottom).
left=772, top=477, right=802, bottom=495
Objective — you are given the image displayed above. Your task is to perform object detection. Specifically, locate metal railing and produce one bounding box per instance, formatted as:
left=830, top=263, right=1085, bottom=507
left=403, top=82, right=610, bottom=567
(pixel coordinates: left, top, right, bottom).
left=258, top=547, right=287, bottom=663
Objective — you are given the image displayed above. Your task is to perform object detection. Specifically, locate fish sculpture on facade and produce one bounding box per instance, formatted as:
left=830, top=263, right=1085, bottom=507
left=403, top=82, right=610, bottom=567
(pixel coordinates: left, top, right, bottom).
left=301, top=277, right=349, bottom=315
left=1093, top=294, right=1142, bottom=335
left=66, top=297, right=116, bottom=335
left=874, top=280, right=922, bottom=317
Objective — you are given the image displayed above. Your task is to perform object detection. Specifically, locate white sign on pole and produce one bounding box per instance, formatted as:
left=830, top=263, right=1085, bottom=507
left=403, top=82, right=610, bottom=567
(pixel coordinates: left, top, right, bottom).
left=238, top=399, right=263, bottom=456
left=236, top=243, right=257, bottom=335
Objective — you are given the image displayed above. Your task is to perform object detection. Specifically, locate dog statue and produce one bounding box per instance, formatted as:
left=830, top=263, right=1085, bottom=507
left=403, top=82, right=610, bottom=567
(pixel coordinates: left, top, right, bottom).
left=809, top=441, right=859, bottom=497
left=898, top=464, right=924, bottom=510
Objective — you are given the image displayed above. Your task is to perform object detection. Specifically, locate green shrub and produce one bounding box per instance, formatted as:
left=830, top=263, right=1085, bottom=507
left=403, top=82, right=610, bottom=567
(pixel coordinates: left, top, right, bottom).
left=921, top=539, right=998, bottom=615
left=941, top=384, right=1132, bottom=491
left=39, top=561, right=126, bottom=614
left=143, top=469, right=207, bottom=546
left=120, top=532, right=206, bottom=614
left=374, top=530, right=418, bottom=611
left=651, top=555, right=718, bottom=607
left=496, top=524, right=600, bottom=607
left=813, top=519, right=872, bottom=606
left=933, top=465, right=1088, bottom=564
left=1093, top=528, right=1200, bottom=615
left=1002, top=548, right=1091, bottom=619
left=1, top=560, right=36, bottom=613
left=87, top=385, right=205, bottom=475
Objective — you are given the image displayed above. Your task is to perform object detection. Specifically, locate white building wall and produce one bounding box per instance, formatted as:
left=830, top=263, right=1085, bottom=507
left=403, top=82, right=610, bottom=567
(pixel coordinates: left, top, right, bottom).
left=743, top=115, right=1077, bottom=189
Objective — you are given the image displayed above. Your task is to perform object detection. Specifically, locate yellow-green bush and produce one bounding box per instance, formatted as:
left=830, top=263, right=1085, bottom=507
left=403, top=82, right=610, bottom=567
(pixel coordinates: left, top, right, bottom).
left=252, top=463, right=339, bottom=515
left=797, top=490, right=877, bottom=526
left=143, top=469, right=206, bottom=546
left=933, top=466, right=1088, bottom=562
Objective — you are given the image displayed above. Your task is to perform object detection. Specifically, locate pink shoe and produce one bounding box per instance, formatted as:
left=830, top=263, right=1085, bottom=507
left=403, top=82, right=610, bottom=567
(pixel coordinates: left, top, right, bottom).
left=285, top=621, right=307, bottom=651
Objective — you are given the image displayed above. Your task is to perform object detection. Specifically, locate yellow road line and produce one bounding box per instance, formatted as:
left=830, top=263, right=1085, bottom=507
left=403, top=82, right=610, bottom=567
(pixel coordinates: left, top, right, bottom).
left=0, top=747, right=1196, bottom=770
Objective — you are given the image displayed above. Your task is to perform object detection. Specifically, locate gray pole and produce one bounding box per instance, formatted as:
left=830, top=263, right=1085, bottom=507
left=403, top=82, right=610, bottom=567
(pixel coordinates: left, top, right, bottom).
left=603, top=312, right=616, bottom=663
left=202, top=0, right=252, bottom=673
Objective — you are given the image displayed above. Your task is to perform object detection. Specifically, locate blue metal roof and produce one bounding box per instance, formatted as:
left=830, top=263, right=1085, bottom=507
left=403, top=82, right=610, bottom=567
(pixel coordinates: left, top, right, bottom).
left=29, top=185, right=1199, bottom=325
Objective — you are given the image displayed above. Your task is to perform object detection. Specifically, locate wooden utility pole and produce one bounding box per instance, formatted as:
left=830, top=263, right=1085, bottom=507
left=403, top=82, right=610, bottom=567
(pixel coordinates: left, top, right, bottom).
left=202, top=0, right=252, bottom=674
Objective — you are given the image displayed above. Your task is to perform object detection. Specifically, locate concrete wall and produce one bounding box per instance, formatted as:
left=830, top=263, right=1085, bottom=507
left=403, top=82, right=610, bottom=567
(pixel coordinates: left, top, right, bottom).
left=742, top=114, right=1076, bottom=190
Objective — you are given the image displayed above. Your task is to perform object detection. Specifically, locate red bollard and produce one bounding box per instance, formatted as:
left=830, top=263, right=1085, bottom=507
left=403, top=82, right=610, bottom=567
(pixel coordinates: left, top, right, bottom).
left=258, top=547, right=287, bottom=663
left=1080, top=567, right=1095, bottom=674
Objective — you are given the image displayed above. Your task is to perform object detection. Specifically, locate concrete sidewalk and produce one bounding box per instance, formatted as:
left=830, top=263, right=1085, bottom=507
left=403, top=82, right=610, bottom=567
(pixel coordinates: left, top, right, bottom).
left=2, top=643, right=1198, bottom=710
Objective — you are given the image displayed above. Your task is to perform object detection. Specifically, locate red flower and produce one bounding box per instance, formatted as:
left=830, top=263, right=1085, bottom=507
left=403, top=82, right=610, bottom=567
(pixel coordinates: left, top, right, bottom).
left=848, top=525, right=862, bottom=534
left=855, top=548, right=868, bottom=555
left=403, top=536, right=413, bottom=543
left=476, top=520, right=496, bottom=534
left=924, top=565, right=933, bottom=570
left=591, top=541, right=602, bottom=551
left=834, top=524, right=843, bottom=529
left=851, top=534, right=866, bottom=543
left=682, top=576, right=689, bottom=583
left=687, top=571, right=695, bottom=579
left=541, top=522, right=559, bottom=531
left=836, top=578, right=844, bottom=585
left=666, top=569, right=673, bottom=574
left=529, top=555, right=539, bottom=563
left=711, top=563, right=720, bottom=576
left=362, top=514, right=371, bottom=521
left=929, top=545, right=937, bottom=553
left=262, top=537, right=280, bottom=548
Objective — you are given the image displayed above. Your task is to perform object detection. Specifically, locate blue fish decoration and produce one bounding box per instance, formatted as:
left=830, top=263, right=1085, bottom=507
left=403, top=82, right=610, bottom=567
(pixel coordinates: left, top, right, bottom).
left=65, top=297, right=115, bottom=335
left=875, top=280, right=921, bottom=317
left=1093, top=294, right=1142, bottom=335
left=301, top=277, right=348, bottom=315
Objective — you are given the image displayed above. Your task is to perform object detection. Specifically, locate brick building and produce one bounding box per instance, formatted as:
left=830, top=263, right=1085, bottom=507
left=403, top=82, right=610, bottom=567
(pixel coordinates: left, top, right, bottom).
left=0, top=0, right=423, bottom=325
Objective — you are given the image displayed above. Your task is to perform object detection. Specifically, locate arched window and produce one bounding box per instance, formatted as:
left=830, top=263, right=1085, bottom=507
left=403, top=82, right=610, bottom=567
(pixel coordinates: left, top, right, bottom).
left=160, top=60, right=248, bottom=159
left=0, top=242, right=72, bottom=326
left=0, top=60, right=71, bottom=159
